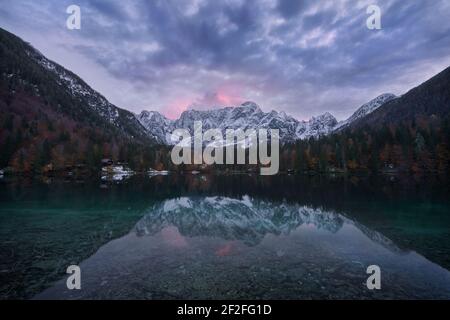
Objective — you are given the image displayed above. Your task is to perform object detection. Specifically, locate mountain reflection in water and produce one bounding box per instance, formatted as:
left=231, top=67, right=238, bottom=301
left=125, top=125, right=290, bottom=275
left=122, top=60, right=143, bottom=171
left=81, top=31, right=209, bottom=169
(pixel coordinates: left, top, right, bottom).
left=134, top=196, right=397, bottom=251
left=38, top=194, right=450, bottom=300
left=1, top=174, right=450, bottom=299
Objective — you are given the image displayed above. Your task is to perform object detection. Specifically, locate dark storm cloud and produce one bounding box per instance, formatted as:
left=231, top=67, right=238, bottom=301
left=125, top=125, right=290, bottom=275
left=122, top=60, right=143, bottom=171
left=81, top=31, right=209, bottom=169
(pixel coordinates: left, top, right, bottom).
left=1, top=0, right=450, bottom=119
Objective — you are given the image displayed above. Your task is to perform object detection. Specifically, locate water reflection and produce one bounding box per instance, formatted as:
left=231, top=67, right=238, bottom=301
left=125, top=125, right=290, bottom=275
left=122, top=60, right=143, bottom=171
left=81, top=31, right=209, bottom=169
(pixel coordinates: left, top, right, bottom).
left=37, top=195, right=450, bottom=299
left=1, top=174, right=450, bottom=299
left=134, top=196, right=402, bottom=253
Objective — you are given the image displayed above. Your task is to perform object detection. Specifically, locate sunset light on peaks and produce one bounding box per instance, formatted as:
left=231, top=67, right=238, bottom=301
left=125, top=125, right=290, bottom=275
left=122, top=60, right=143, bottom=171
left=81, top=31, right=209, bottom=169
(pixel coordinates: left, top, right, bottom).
left=2, top=0, right=450, bottom=305
left=162, top=87, right=245, bottom=119
left=216, top=92, right=235, bottom=106
left=163, top=97, right=192, bottom=119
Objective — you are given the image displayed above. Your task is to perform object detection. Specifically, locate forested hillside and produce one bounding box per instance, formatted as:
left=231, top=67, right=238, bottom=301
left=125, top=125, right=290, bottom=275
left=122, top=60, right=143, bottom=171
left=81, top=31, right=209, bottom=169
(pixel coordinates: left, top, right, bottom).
left=0, top=28, right=169, bottom=173
left=1, top=27, right=449, bottom=175
left=280, top=67, right=450, bottom=174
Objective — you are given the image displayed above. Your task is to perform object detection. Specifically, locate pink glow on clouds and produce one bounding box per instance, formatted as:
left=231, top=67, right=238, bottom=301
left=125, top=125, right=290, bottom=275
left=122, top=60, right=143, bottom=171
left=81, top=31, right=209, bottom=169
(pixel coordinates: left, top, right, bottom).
left=161, top=86, right=245, bottom=119
left=214, top=91, right=243, bottom=106
left=163, top=98, right=192, bottom=119
left=207, top=84, right=244, bottom=106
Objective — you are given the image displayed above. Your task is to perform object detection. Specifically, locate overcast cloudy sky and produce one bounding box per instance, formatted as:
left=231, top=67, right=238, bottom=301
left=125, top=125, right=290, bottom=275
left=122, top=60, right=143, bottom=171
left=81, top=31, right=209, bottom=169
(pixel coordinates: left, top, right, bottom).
left=1, top=0, right=450, bottom=120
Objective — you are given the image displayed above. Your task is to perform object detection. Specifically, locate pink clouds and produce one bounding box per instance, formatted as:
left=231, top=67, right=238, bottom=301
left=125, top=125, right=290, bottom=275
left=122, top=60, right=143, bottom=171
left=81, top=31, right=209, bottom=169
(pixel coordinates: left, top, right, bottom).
left=202, top=91, right=243, bottom=107
left=161, top=88, right=245, bottom=119
left=190, top=91, right=242, bottom=109
left=163, top=98, right=192, bottom=119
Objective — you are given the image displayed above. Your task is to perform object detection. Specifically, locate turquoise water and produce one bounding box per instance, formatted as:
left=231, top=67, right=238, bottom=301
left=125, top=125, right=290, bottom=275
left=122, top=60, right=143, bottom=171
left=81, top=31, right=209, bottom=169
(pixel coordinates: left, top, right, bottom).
left=1, top=174, right=450, bottom=299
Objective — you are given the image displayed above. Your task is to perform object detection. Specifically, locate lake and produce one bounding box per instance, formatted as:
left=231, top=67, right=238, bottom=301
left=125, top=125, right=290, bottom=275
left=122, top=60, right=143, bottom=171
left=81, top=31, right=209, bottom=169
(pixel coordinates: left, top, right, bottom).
left=1, top=173, right=450, bottom=299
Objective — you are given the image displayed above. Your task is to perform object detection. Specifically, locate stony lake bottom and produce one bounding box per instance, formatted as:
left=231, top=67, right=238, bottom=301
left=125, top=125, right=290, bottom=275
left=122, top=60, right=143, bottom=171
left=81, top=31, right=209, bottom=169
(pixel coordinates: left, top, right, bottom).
left=1, top=173, right=450, bottom=300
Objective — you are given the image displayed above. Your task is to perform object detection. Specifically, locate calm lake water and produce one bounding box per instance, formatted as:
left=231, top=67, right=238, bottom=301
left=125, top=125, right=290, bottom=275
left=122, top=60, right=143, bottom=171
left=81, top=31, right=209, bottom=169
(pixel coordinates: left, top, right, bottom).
left=1, top=173, right=450, bottom=299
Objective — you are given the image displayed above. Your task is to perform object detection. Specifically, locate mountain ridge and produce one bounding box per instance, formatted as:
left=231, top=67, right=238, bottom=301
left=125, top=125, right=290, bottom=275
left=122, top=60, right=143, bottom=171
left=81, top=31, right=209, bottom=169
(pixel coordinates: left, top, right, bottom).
left=137, top=93, right=397, bottom=144
left=350, top=66, right=450, bottom=130
left=0, top=27, right=153, bottom=143
left=0, top=27, right=161, bottom=171
left=1, top=26, right=449, bottom=174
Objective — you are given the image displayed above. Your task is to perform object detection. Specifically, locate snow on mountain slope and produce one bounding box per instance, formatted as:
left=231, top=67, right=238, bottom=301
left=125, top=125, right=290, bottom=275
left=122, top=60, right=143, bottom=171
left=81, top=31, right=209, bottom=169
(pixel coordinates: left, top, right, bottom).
left=136, top=110, right=174, bottom=144
left=134, top=196, right=344, bottom=245
left=137, top=94, right=396, bottom=145
left=296, top=112, right=338, bottom=139
left=24, top=46, right=150, bottom=141
left=134, top=195, right=400, bottom=250
left=334, top=93, right=397, bottom=130
left=137, top=101, right=338, bottom=145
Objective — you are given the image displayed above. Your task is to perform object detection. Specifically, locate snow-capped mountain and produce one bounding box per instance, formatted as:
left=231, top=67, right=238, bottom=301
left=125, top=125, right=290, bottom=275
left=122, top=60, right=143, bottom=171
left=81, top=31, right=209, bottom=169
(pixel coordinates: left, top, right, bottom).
left=137, top=94, right=396, bottom=145
left=28, top=43, right=395, bottom=146
left=136, top=110, right=174, bottom=143
left=296, top=112, right=338, bottom=139
left=22, top=43, right=151, bottom=142
left=1, top=27, right=162, bottom=172
left=134, top=195, right=345, bottom=246
left=133, top=195, right=400, bottom=251
left=137, top=101, right=338, bottom=144
left=334, top=93, right=397, bottom=130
